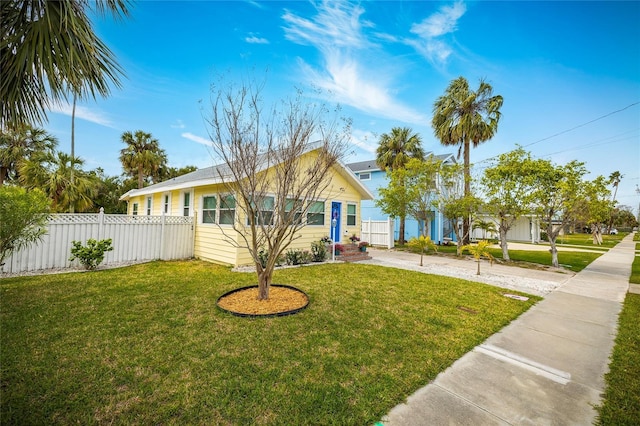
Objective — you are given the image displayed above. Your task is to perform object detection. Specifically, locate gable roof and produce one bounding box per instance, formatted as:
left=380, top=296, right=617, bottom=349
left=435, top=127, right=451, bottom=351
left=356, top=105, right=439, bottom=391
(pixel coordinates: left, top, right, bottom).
left=346, top=151, right=456, bottom=174
left=120, top=142, right=374, bottom=201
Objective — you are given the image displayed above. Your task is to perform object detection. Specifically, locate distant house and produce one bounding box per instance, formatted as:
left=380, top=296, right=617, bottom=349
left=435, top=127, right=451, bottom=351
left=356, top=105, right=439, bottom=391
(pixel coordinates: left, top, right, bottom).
left=471, top=213, right=542, bottom=243
left=120, top=144, right=374, bottom=266
left=346, top=153, right=457, bottom=244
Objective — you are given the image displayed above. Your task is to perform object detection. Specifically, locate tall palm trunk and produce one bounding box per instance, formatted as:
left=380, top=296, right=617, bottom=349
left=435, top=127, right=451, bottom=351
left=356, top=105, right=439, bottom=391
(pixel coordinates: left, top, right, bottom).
left=69, top=94, right=76, bottom=213
left=462, top=139, right=471, bottom=245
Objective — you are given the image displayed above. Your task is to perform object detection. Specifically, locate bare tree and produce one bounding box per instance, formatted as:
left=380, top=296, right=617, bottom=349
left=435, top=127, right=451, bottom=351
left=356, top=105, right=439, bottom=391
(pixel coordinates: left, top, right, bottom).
left=204, top=81, right=350, bottom=300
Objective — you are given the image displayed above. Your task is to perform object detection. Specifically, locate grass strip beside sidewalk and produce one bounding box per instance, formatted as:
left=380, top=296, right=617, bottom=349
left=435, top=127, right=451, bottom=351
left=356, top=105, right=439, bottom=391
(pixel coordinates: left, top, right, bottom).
left=596, top=293, right=640, bottom=425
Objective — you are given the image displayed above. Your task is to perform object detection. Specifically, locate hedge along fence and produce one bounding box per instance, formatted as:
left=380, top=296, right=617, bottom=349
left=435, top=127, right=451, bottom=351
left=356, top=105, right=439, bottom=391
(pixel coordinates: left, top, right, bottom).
left=1, top=208, right=194, bottom=274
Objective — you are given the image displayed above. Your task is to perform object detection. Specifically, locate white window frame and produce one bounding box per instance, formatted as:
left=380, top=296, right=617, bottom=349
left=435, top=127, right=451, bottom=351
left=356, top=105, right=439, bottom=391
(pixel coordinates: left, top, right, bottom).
left=162, top=193, right=171, bottom=215
left=182, top=191, right=192, bottom=217
left=358, top=172, right=371, bottom=181
left=248, top=194, right=275, bottom=226
left=201, top=194, right=217, bottom=224
left=306, top=200, right=325, bottom=226
left=132, top=202, right=139, bottom=216
left=218, top=194, right=236, bottom=226
left=346, top=203, right=357, bottom=227
left=146, top=196, right=152, bottom=215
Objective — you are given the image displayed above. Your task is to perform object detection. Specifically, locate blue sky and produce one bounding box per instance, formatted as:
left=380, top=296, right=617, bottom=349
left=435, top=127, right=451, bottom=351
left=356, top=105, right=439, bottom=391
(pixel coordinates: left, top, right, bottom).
left=45, top=0, right=640, bottom=211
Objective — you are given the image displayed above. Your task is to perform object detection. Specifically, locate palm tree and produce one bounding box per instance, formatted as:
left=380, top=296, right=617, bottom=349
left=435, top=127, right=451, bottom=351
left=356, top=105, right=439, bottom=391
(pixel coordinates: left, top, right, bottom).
left=375, top=127, right=424, bottom=244
left=19, top=151, right=98, bottom=212
left=1, top=0, right=130, bottom=127
left=607, top=171, right=623, bottom=232
left=432, top=77, right=503, bottom=244
left=0, top=124, right=58, bottom=185
left=462, top=240, right=495, bottom=275
left=119, top=130, right=167, bottom=189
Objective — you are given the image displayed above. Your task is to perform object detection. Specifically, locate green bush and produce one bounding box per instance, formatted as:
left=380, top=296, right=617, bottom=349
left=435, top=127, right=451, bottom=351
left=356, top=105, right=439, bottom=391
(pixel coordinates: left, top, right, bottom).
left=257, top=248, right=284, bottom=268
left=69, top=238, right=113, bottom=270
left=285, top=249, right=312, bottom=266
left=310, top=241, right=328, bottom=262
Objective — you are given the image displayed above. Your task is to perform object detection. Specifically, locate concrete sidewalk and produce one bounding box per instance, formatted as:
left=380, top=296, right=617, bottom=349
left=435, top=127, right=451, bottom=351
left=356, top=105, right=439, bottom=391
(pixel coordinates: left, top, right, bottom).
left=380, top=234, right=636, bottom=425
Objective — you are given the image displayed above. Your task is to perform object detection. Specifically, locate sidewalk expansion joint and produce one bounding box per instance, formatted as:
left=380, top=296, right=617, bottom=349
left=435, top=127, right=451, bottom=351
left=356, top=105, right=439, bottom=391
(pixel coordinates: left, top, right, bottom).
left=476, top=344, right=572, bottom=385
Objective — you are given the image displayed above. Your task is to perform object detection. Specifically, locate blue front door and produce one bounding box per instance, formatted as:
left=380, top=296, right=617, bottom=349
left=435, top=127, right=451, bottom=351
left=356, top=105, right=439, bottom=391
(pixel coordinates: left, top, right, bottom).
left=331, top=202, right=341, bottom=243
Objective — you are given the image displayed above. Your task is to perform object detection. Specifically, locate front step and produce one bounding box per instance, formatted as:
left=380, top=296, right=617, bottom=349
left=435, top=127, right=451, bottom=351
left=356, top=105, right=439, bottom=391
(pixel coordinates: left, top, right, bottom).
left=336, top=244, right=372, bottom=262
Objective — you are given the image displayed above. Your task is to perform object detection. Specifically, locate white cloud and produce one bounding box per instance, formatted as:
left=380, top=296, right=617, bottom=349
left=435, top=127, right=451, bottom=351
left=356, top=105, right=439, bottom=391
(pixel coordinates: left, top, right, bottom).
left=408, top=1, right=467, bottom=65
left=171, top=119, right=185, bottom=129
left=411, top=1, right=466, bottom=38
left=181, top=132, right=212, bottom=146
left=49, top=102, right=114, bottom=128
left=246, top=35, right=269, bottom=44
left=283, top=1, right=373, bottom=49
left=350, top=129, right=377, bottom=154
left=282, top=1, right=425, bottom=125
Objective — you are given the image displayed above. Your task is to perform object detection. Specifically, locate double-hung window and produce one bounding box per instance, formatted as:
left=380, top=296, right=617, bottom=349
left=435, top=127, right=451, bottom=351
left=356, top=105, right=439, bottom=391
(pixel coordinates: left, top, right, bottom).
left=182, top=192, right=191, bottom=216
left=163, top=194, right=170, bottom=214
left=219, top=195, right=236, bottom=225
left=202, top=195, right=216, bottom=224
left=146, top=196, right=152, bottom=215
left=248, top=195, right=274, bottom=226
left=307, top=201, right=325, bottom=225
left=347, top=203, right=357, bottom=226
left=132, top=202, right=139, bottom=216
left=285, top=198, right=303, bottom=225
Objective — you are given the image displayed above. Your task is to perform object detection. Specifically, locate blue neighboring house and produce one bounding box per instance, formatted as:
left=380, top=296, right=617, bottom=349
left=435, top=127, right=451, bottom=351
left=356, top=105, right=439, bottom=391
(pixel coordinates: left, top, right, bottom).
left=347, top=153, right=457, bottom=244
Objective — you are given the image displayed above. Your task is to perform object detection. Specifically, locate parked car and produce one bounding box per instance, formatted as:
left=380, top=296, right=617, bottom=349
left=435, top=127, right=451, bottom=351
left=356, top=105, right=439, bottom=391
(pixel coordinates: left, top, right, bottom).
left=609, top=228, right=618, bottom=235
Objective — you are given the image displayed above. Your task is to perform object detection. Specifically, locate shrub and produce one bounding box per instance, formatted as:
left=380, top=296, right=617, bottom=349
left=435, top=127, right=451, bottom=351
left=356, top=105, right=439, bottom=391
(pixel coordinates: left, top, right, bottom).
left=257, top=248, right=284, bottom=268
left=69, top=238, right=113, bottom=270
left=311, top=241, right=328, bottom=262
left=0, top=186, right=50, bottom=267
left=285, top=249, right=311, bottom=266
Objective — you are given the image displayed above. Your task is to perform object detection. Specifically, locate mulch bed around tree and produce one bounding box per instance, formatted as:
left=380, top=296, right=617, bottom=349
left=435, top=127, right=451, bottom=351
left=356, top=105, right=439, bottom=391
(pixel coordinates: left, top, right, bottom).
left=217, top=285, right=309, bottom=317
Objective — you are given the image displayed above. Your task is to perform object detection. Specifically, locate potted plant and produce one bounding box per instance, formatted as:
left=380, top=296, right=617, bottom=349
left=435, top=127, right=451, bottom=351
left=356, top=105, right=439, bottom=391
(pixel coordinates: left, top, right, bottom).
left=358, top=241, right=369, bottom=252
left=334, top=243, right=344, bottom=255
left=349, top=234, right=360, bottom=245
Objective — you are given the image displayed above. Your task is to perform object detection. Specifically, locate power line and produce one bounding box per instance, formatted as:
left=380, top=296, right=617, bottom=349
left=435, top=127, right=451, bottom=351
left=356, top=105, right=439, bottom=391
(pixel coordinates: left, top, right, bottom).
left=476, top=101, right=640, bottom=166
left=520, top=101, right=640, bottom=149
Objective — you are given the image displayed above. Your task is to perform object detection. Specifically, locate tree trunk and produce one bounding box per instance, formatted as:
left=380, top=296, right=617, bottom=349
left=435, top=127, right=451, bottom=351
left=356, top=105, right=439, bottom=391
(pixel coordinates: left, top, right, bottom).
left=138, top=165, right=144, bottom=189
left=257, top=267, right=271, bottom=300
left=548, top=239, right=559, bottom=268
left=399, top=215, right=406, bottom=245
left=500, top=225, right=510, bottom=261
left=69, top=94, right=76, bottom=213
left=419, top=251, right=423, bottom=266
left=462, top=139, right=471, bottom=245
left=477, top=260, right=481, bottom=275
left=0, top=166, right=6, bottom=185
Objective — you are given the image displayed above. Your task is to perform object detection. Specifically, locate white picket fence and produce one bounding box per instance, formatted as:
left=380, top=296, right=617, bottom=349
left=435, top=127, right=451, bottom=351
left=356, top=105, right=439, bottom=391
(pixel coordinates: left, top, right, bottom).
left=2, top=209, right=194, bottom=274
left=361, top=218, right=395, bottom=249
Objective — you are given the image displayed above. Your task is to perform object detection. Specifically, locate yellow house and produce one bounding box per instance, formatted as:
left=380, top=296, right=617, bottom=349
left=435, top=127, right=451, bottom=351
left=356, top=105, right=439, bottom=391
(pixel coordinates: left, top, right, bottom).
left=120, top=146, right=374, bottom=266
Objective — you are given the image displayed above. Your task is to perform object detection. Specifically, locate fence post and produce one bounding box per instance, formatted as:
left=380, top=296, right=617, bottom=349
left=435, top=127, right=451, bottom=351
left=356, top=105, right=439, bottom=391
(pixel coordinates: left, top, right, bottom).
left=388, top=217, right=394, bottom=249
left=98, top=207, right=105, bottom=240
left=160, top=212, right=166, bottom=260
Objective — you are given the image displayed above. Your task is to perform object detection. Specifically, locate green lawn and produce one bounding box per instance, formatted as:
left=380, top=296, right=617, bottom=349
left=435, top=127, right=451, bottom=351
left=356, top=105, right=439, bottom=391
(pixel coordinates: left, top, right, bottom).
left=0, top=261, right=538, bottom=425
left=401, top=243, right=602, bottom=273
left=631, top=243, right=640, bottom=284
left=488, top=249, right=603, bottom=272
left=596, top=293, right=640, bottom=425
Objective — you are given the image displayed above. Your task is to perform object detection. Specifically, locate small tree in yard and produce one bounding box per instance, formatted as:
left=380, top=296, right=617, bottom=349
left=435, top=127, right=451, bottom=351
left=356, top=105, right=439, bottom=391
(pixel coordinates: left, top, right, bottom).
left=531, top=159, right=587, bottom=268
left=0, top=186, right=50, bottom=267
left=579, top=176, right=613, bottom=245
left=205, top=81, right=350, bottom=300
left=462, top=240, right=495, bottom=275
left=481, top=147, right=538, bottom=261
left=408, top=235, right=438, bottom=266
left=436, top=162, right=481, bottom=255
